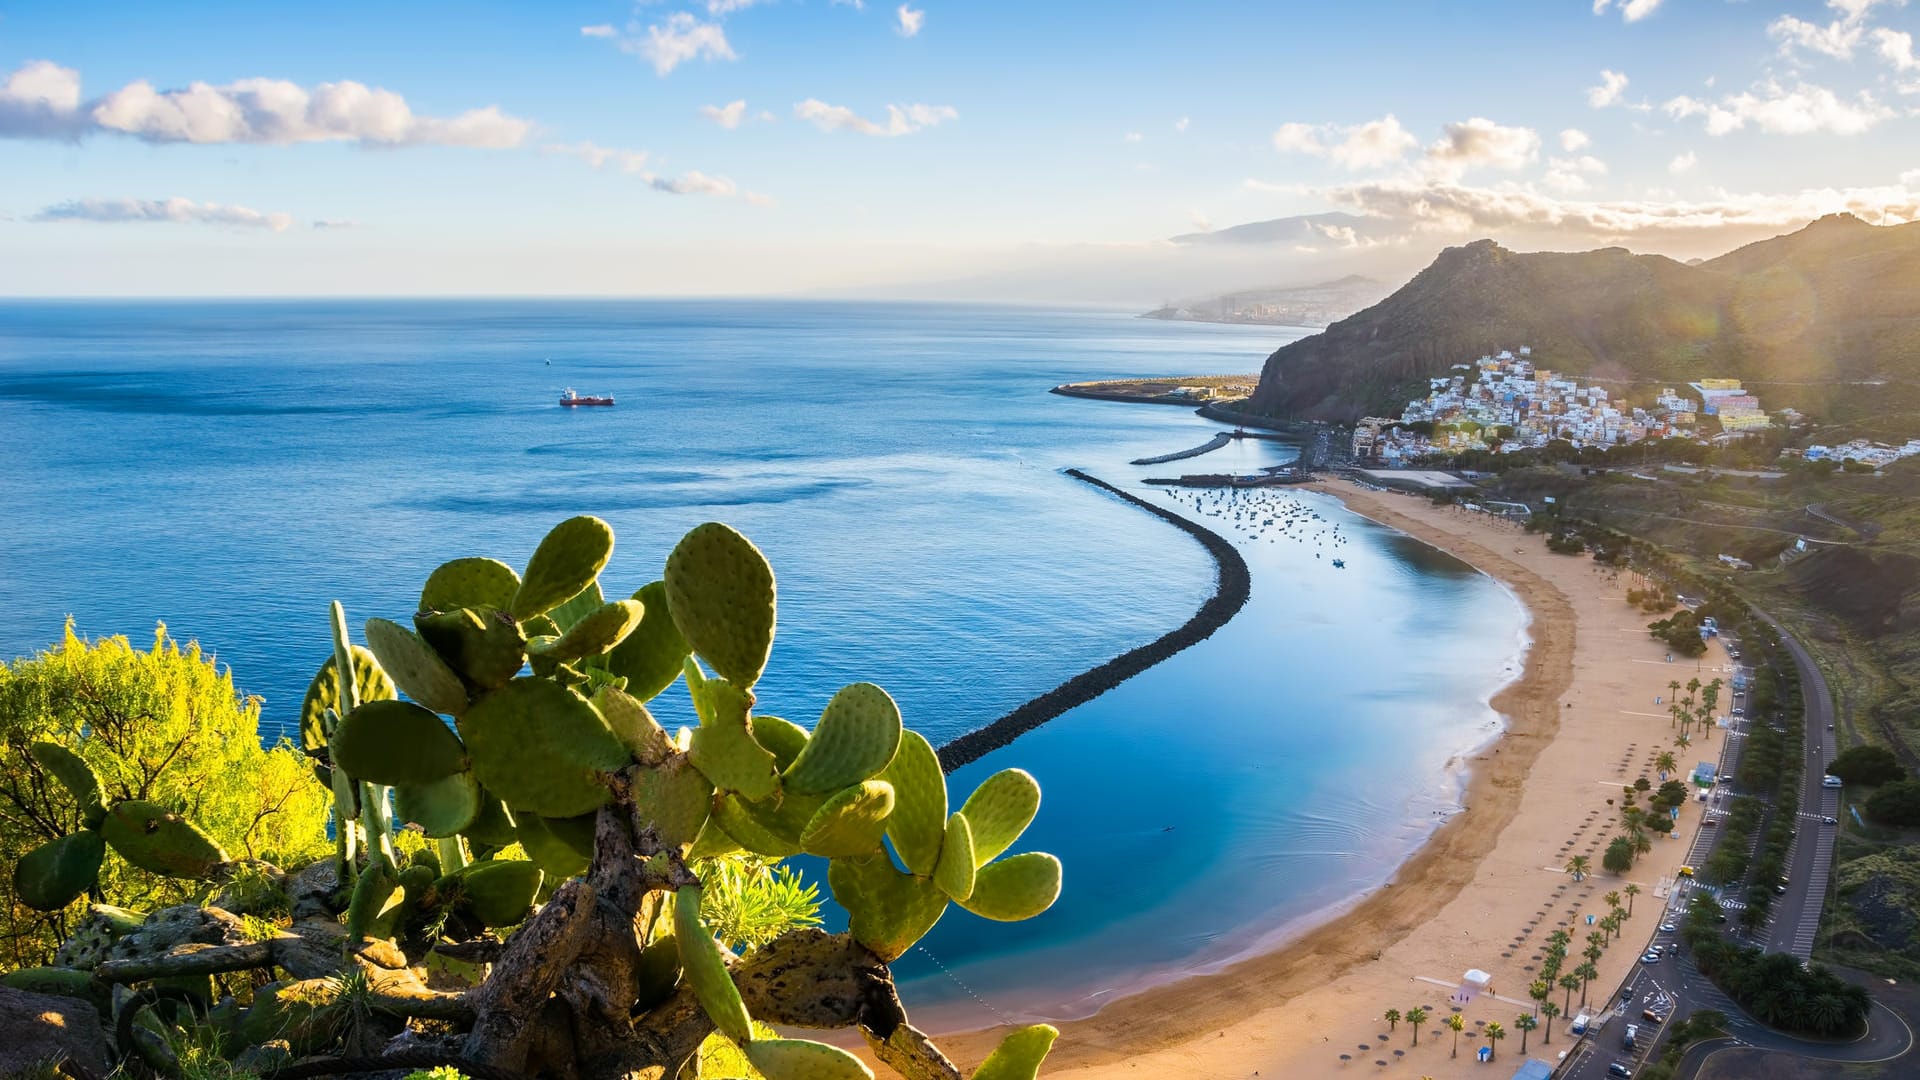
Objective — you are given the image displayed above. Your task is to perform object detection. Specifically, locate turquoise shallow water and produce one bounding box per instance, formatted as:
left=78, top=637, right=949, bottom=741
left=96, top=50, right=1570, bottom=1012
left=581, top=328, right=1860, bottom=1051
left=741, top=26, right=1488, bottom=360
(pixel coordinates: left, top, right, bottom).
left=0, top=300, right=1523, bottom=1024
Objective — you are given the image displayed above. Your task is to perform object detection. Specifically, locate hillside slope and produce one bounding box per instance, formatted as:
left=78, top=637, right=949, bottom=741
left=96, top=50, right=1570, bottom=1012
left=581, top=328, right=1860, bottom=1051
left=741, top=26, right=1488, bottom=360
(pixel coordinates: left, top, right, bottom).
left=1248, top=215, right=1920, bottom=422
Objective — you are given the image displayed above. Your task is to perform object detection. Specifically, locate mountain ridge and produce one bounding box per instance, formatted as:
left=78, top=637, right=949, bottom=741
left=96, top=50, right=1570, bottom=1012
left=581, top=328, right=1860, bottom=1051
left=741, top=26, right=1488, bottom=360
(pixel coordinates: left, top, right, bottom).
left=1248, top=215, right=1920, bottom=422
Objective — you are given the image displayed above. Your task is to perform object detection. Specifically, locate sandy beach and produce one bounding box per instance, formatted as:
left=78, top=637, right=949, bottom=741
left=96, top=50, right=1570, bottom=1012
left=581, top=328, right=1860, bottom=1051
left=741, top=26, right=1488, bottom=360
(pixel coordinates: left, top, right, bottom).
left=940, top=477, right=1734, bottom=1077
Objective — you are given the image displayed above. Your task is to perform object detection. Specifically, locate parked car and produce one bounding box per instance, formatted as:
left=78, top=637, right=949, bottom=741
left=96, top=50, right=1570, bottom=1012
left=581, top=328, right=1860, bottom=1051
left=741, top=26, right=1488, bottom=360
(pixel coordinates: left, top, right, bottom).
left=1641, top=952, right=1661, bottom=963
left=1823, top=775, right=1844, bottom=788
left=1823, top=816, right=1838, bottom=825
left=1609, top=1062, right=1634, bottom=1077
left=1678, top=865, right=1696, bottom=877
left=1659, top=922, right=1677, bottom=932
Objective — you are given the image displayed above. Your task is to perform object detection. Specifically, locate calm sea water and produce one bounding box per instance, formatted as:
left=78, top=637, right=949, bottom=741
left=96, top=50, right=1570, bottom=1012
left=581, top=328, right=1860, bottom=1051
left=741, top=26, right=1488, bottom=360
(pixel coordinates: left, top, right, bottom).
left=0, top=300, right=1523, bottom=1025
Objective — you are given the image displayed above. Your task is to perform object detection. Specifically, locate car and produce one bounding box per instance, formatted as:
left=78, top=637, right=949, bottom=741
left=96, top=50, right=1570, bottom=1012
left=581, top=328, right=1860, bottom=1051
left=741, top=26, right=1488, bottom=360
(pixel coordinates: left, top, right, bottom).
left=1823, top=775, right=1844, bottom=788
left=1715, top=912, right=1729, bottom=923
left=1609, top=1063, right=1635, bottom=1078
left=1678, top=865, right=1695, bottom=877
left=1659, top=922, right=1677, bottom=932
left=1643, top=1008, right=1670, bottom=1023
left=1827, top=723, right=1835, bottom=730
left=1822, top=816, right=1838, bottom=825
left=1775, top=884, right=1789, bottom=895
left=1701, top=817, right=1717, bottom=827
left=1641, top=952, right=1661, bottom=963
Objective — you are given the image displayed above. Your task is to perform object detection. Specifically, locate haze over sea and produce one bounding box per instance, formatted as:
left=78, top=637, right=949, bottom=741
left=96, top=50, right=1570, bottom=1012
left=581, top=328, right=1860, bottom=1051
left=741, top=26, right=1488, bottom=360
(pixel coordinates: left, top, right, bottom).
left=0, top=300, right=1523, bottom=1025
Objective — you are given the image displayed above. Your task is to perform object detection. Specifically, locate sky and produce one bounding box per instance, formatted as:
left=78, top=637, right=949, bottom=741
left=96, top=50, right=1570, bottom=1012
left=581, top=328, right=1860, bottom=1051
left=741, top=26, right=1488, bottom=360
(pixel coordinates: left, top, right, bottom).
left=1, top=0, right=1918, bottom=299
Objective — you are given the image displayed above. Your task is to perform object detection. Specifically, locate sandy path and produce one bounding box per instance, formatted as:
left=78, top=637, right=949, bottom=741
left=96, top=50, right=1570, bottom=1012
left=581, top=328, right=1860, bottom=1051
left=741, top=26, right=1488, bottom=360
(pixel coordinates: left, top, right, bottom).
left=937, top=479, right=1733, bottom=1078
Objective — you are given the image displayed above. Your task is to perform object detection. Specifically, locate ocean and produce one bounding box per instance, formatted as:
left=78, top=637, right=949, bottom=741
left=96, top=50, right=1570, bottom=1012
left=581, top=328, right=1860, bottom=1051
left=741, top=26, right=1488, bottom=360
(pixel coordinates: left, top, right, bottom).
left=0, top=299, right=1524, bottom=1025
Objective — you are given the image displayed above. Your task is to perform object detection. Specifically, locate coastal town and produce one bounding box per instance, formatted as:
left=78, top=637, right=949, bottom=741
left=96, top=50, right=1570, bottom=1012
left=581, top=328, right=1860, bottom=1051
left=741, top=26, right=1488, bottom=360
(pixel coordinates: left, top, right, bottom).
left=1350, top=349, right=1777, bottom=464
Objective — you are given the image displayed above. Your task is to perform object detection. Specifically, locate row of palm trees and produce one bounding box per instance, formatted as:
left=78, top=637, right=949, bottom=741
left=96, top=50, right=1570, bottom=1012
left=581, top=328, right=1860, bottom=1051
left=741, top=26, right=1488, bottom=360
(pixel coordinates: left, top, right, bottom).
left=1666, top=675, right=1725, bottom=744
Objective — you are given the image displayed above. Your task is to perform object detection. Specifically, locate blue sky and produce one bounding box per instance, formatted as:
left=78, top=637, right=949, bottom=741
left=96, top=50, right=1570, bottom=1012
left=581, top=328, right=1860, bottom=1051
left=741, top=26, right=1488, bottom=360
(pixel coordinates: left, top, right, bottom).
left=2, top=0, right=1916, bottom=297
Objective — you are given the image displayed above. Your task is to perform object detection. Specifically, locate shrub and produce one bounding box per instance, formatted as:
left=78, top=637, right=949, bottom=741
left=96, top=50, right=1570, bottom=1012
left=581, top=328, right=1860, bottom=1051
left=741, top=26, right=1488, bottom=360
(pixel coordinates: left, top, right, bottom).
left=1826, top=745, right=1906, bottom=787
left=1866, top=779, right=1920, bottom=826
left=0, top=623, right=332, bottom=970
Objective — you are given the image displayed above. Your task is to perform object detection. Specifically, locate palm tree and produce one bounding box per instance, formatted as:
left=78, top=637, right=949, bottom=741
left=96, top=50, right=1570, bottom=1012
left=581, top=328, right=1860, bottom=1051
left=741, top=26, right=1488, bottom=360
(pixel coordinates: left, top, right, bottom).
left=1674, top=731, right=1691, bottom=751
left=1406, top=1006, right=1429, bottom=1047
left=1631, top=828, right=1654, bottom=857
left=1559, top=973, right=1580, bottom=1013
left=1576, top=961, right=1599, bottom=1006
left=1529, top=979, right=1550, bottom=1014
left=1446, top=1013, right=1465, bottom=1058
left=1385, top=1008, right=1400, bottom=1036
left=1540, top=1002, right=1560, bottom=1045
left=1656, top=750, right=1677, bottom=777
left=1604, top=890, right=1622, bottom=912
left=1565, top=854, right=1591, bottom=881
left=1624, top=882, right=1641, bottom=915
left=1515, top=1013, right=1537, bottom=1054
left=1485, top=1021, right=1505, bottom=1061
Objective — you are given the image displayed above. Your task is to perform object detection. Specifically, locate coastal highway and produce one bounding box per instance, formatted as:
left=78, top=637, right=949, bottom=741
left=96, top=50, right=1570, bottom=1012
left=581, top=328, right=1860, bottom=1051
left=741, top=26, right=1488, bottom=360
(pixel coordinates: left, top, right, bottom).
left=1754, top=611, right=1838, bottom=960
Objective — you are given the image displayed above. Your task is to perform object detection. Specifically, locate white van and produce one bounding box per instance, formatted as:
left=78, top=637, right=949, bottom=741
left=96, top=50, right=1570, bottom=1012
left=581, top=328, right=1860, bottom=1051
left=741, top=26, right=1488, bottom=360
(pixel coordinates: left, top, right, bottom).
left=1571, top=1012, right=1592, bottom=1035
left=1823, top=775, right=1844, bottom=789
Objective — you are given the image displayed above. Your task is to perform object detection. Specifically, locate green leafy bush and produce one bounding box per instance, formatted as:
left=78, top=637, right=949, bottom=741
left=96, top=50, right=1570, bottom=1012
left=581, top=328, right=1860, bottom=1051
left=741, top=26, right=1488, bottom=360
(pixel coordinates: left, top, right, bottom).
left=1, top=623, right=332, bottom=969
left=1827, top=744, right=1906, bottom=787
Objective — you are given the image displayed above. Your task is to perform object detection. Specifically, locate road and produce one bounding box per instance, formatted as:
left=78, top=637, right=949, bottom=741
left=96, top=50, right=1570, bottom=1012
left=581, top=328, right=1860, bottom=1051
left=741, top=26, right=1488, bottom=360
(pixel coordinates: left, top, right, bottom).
left=1753, top=611, right=1838, bottom=960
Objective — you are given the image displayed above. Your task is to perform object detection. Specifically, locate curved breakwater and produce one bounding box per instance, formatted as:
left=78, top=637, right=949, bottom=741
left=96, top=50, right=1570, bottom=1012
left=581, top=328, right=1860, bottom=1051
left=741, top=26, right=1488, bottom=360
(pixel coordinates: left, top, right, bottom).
left=936, top=468, right=1252, bottom=771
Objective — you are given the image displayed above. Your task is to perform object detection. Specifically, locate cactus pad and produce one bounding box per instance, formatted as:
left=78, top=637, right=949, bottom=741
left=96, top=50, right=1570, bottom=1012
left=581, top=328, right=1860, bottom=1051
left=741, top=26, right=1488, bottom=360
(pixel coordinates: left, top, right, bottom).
left=959, top=769, right=1041, bottom=868
left=712, top=793, right=804, bottom=858
left=345, top=856, right=402, bottom=942
left=686, top=817, right=745, bottom=861
left=100, top=800, right=227, bottom=877
left=744, top=1038, right=875, bottom=1080
left=415, top=606, right=528, bottom=690
left=686, top=669, right=779, bottom=801
left=464, top=792, right=519, bottom=849
left=13, top=831, right=106, bottom=911
left=782, top=683, right=902, bottom=796
left=605, top=581, right=692, bottom=702
left=593, top=685, right=674, bottom=764
left=515, top=814, right=589, bottom=880
left=933, top=813, right=976, bottom=902
left=29, top=742, right=103, bottom=813
left=747, top=715, right=809, bottom=768
left=331, top=699, right=469, bottom=786
left=547, top=579, right=606, bottom=634
left=459, top=678, right=629, bottom=818
left=665, top=522, right=776, bottom=689
left=458, top=859, right=543, bottom=927
left=420, top=557, right=522, bottom=612
left=971, top=1024, right=1059, bottom=1080
left=511, top=516, right=615, bottom=620
left=299, top=646, right=394, bottom=755
left=827, top=852, right=949, bottom=963
left=799, top=781, right=896, bottom=859
left=363, top=618, right=470, bottom=717
left=880, top=731, right=947, bottom=877
left=529, top=598, right=645, bottom=664
left=674, top=884, right=753, bottom=1044
left=954, top=852, right=1060, bottom=922
left=392, top=770, right=482, bottom=837
left=631, top=757, right=714, bottom=848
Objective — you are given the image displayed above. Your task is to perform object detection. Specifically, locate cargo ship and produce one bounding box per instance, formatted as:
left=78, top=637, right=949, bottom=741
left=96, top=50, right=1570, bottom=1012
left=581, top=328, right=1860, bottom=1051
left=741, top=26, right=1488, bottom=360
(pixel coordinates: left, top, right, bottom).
left=559, top=388, right=615, bottom=407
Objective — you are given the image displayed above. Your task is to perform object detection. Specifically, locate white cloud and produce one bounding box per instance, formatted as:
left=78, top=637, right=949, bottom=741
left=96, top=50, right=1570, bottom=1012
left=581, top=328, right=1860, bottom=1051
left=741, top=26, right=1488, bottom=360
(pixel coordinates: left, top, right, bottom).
left=1560, top=128, right=1591, bottom=152
left=1665, top=79, right=1894, bottom=135
left=1188, top=209, right=1212, bottom=232
left=580, top=24, right=617, bottom=38
left=30, top=196, right=294, bottom=231
left=0, top=61, right=530, bottom=147
left=707, top=0, right=772, bottom=12
left=896, top=4, right=925, bottom=37
left=1904, top=167, right=1920, bottom=185
left=635, top=13, right=736, bottom=76
left=1544, top=154, right=1609, bottom=192
left=546, top=140, right=651, bottom=173
left=1588, top=69, right=1630, bottom=109
left=1319, top=175, right=1920, bottom=240
left=546, top=140, right=765, bottom=202
left=1670, top=151, right=1698, bottom=173
left=1426, top=117, right=1540, bottom=175
left=1271, top=114, right=1420, bottom=170
left=1771, top=0, right=1909, bottom=61
left=701, top=100, right=750, bottom=128
left=1875, top=28, right=1919, bottom=70
left=793, top=98, right=956, bottom=136
left=1593, top=0, right=1665, bottom=23
left=311, top=218, right=357, bottom=230
left=1123, top=131, right=1143, bottom=143
left=1175, top=116, right=1190, bottom=133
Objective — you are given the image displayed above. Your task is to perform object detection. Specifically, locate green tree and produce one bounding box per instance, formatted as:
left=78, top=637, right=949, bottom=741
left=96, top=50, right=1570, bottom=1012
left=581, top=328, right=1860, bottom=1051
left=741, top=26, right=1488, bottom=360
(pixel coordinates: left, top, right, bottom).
left=1447, top=1012, right=1466, bottom=1058
left=1828, top=745, right=1905, bottom=786
left=1604, top=835, right=1636, bottom=874
left=1867, top=779, right=1920, bottom=825
left=1624, top=882, right=1641, bottom=915
left=0, top=624, right=333, bottom=969
left=1515, top=1013, right=1536, bottom=1054
left=1485, top=1021, right=1505, bottom=1061
left=1406, top=1006, right=1429, bottom=1047
left=1385, top=1008, right=1400, bottom=1036
left=1565, top=854, right=1591, bottom=881
left=1540, top=1001, right=1560, bottom=1045
left=1559, top=973, right=1580, bottom=1013
left=1657, top=751, right=1678, bottom=777
left=1577, top=961, right=1600, bottom=1005
left=1604, top=889, right=1622, bottom=912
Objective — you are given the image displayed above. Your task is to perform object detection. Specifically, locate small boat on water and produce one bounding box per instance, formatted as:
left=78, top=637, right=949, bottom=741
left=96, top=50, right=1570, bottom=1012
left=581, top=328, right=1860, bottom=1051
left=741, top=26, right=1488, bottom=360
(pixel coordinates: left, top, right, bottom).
left=1332, top=558, right=1346, bottom=568
left=560, top=388, right=615, bottom=407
